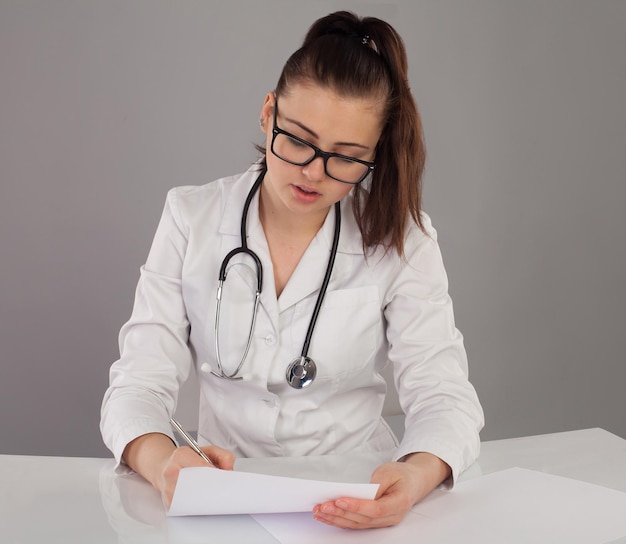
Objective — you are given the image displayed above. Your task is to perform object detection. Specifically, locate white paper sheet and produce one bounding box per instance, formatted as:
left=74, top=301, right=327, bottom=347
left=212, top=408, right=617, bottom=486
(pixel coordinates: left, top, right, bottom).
left=252, top=468, right=626, bottom=544
left=167, top=467, right=379, bottom=517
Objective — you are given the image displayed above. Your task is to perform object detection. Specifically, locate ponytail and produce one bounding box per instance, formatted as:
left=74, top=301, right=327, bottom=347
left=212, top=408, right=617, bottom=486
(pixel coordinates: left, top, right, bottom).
left=352, top=15, right=426, bottom=256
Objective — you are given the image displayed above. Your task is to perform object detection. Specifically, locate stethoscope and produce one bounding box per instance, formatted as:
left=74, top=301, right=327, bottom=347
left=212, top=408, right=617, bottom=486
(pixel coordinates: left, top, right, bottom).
left=207, top=168, right=341, bottom=389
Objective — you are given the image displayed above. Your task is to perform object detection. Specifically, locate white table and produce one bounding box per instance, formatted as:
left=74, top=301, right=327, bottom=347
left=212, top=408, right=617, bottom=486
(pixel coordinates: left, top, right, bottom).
left=1, top=428, right=625, bottom=543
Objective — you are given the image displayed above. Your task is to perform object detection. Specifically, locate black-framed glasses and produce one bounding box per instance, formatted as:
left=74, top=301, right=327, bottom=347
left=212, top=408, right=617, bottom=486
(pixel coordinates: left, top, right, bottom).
left=270, top=101, right=375, bottom=185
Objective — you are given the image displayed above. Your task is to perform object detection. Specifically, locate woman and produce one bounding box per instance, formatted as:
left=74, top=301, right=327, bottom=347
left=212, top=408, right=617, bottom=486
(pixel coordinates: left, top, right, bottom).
left=101, top=11, right=484, bottom=529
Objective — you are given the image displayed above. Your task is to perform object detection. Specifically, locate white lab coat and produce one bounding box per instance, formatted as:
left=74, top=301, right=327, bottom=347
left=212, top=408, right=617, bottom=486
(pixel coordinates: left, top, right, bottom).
left=100, top=165, right=484, bottom=482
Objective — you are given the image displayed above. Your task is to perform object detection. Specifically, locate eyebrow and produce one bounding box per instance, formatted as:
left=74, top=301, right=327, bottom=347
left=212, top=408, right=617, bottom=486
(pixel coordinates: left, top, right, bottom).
left=283, top=116, right=370, bottom=151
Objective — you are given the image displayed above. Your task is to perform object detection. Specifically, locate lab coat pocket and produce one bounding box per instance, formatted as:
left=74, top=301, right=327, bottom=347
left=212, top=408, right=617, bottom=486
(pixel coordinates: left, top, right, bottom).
left=294, top=286, right=382, bottom=381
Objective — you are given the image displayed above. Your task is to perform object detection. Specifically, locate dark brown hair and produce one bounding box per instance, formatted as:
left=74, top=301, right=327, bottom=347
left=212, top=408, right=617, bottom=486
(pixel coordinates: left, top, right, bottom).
left=266, top=11, right=426, bottom=256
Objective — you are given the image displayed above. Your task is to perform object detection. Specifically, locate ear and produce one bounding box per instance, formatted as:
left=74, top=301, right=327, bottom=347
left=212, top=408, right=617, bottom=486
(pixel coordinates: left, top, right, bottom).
left=259, top=91, right=276, bottom=134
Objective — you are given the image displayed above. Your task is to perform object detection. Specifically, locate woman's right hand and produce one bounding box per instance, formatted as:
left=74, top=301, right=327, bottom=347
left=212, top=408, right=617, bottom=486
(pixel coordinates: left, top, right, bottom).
left=156, top=444, right=235, bottom=507
left=123, top=433, right=235, bottom=509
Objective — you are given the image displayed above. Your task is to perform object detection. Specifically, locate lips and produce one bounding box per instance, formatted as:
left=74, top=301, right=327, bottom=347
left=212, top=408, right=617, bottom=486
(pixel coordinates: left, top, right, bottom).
left=291, top=183, right=322, bottom=203
left=294, top=184, right=319, bottom=195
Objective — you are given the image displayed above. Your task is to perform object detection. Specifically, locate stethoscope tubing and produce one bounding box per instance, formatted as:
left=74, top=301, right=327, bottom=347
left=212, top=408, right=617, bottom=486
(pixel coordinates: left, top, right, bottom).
left=213, top=170, right=265, bottom=380
left=212, top=168, right=341, bottom=387
left=300, top=201, right=341, bottom=357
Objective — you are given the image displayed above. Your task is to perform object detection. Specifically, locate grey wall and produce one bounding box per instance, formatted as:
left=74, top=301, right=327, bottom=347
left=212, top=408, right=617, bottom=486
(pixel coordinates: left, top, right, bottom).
left=1, top=0, right=624, bottom=458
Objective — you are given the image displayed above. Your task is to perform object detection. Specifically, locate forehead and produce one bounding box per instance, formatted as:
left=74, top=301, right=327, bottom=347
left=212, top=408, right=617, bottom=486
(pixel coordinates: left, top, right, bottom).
left=277, top=83, right=385, bottom=142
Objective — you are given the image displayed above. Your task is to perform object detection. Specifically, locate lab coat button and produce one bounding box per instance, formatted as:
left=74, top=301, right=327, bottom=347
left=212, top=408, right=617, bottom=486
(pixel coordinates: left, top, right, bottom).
left=265, top=335, right=276, bottom=345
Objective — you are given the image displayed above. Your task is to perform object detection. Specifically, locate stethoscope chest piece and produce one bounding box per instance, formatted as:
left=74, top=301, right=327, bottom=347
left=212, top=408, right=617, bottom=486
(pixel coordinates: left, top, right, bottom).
left=286, top=356, right=317, bottom=389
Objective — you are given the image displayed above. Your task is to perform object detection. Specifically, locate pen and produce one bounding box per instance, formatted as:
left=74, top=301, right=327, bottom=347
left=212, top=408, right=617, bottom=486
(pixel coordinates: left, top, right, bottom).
left=169, top=418, right=215, bottom=466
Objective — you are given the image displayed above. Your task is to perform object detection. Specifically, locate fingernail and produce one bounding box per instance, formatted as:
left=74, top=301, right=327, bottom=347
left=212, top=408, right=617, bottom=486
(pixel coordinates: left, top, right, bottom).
left=335, top=499, right=349, bottom=509
left=321, top=504, right=335, bottom=514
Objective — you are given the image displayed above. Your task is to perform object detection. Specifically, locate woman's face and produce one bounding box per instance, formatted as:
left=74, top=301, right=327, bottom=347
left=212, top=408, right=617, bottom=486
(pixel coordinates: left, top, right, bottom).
left=259, top=82, right=384, bottom=225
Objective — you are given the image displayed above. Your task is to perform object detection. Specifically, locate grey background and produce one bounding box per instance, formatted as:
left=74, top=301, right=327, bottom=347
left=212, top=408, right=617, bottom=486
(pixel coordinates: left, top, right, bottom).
left=1, top=0, right=624, bottom=458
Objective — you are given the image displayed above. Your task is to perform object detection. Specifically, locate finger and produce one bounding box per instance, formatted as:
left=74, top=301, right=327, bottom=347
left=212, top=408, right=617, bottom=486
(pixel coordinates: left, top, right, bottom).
left=313, top=494, right=406, bottom=529
left=201, top=446, right=235, bottom=470
left=313, top=510, right=403, bottom=529
left=313, top=500, right=378, bottom=529
left=313, top=504, right=401, bottom=530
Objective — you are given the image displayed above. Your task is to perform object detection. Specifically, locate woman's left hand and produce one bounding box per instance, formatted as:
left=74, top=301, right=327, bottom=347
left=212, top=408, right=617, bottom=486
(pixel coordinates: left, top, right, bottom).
left=312, top=452, right=451, bottom=529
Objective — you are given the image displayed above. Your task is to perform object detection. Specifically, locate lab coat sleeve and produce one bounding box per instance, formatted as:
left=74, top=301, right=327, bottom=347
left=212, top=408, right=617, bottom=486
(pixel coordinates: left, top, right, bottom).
left=100, top=188, right=192, bottom=467
left=385, top=220, right=484, bottom=485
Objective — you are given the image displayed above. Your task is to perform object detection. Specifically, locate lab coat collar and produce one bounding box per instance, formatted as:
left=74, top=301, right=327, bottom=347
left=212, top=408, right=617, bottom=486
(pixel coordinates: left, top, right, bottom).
left=218, top=166, right=264, bottom=239
left=217, top=167, right=364, bottom=312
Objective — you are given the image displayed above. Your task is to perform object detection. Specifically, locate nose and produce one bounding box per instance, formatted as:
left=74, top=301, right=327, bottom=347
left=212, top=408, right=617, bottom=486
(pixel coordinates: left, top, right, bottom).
left=302, top=156, right=326, bottom=183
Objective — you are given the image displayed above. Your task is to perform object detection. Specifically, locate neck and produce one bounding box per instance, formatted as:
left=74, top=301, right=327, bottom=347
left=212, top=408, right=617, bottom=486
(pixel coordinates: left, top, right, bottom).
left=258, top=183, right=332, bottom=298
left=258, top=186, right=330, bottom=242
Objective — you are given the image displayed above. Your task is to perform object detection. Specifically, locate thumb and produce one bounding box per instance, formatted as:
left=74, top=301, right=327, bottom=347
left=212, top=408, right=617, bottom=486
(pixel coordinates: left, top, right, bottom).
left=370, top=464, right=403, bottom=499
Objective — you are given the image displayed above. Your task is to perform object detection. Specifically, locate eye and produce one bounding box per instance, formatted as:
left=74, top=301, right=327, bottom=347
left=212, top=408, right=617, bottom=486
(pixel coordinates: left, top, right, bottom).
left=338, top=157, right=356, bottom=165
left=287, top=135, right=308, bottom=148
